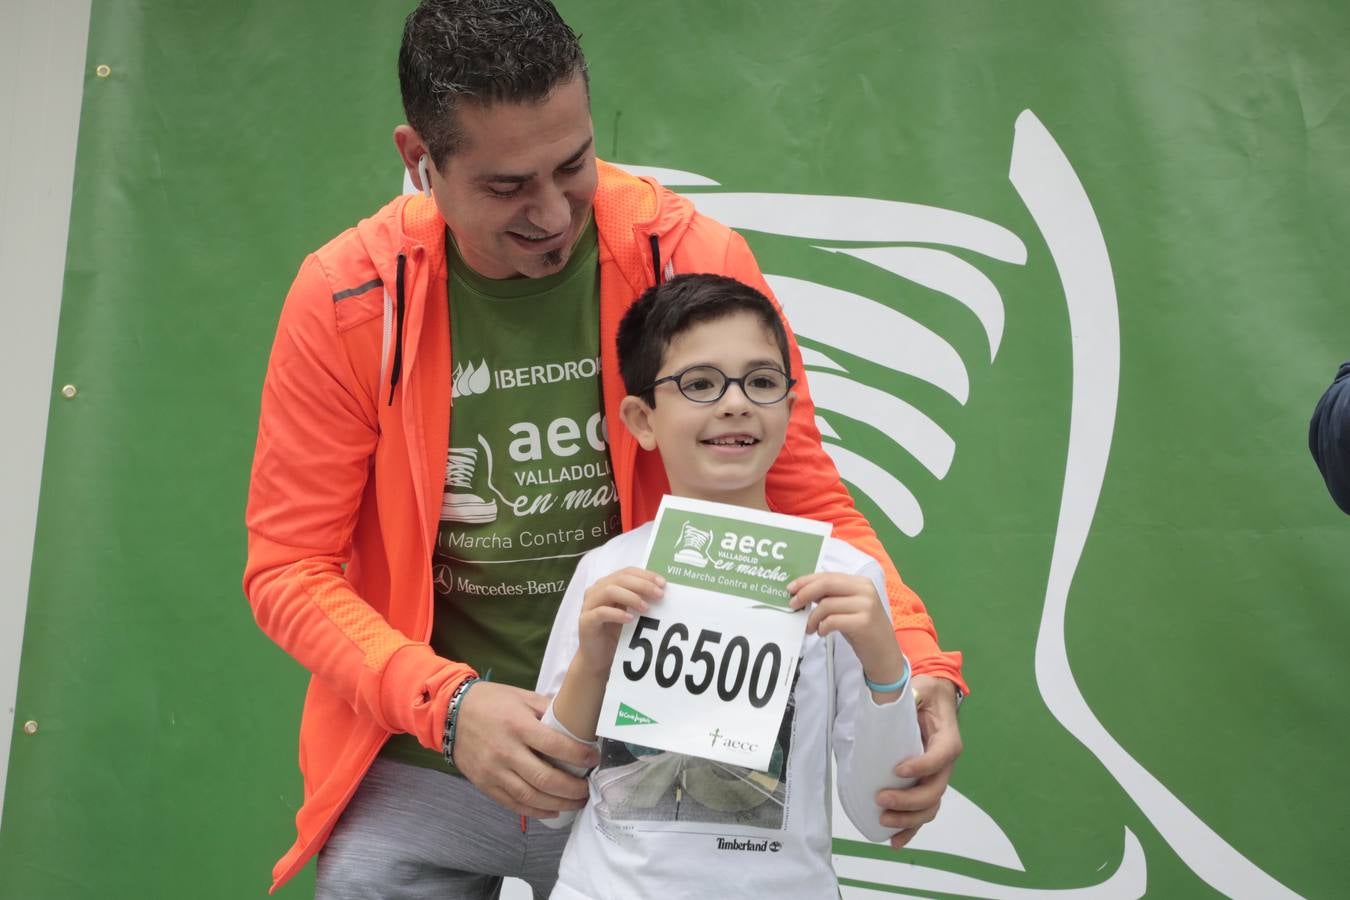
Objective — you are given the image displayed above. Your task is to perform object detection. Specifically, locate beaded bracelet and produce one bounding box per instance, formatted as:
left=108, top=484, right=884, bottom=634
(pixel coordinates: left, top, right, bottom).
left=441, top=676, right=480, bottom=766
left=864, top=656, right=911, bottom=694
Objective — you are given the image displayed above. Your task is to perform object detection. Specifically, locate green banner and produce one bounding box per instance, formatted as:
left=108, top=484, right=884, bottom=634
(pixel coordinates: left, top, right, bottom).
left=3, top=1, right=1348, bottom=898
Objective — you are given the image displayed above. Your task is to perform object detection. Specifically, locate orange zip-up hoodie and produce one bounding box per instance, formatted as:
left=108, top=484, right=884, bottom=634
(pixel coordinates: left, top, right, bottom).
left=244, top=161, right=965, bottom=892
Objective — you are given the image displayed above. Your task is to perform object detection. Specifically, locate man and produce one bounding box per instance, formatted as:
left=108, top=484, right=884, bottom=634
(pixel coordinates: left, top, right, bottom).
left=1310, top=361, right=1350, bottom=513
left=243, top=1, right=967, bottom=895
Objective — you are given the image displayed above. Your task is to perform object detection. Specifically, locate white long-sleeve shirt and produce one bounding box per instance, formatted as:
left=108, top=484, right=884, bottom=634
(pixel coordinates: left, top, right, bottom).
left=535, top=523, right=923, bottom=900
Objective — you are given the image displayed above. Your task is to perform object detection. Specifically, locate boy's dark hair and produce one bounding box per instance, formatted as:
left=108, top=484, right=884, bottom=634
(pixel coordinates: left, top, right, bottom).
left=617, top=274, right=793, bottom=405
left=398, top=0, right=589, bottom=169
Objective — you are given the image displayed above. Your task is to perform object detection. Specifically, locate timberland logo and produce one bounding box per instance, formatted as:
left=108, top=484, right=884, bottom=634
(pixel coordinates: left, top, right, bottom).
left=614, top=703, right=657, bottom=727
left=715, top=837, right=773, bottom=853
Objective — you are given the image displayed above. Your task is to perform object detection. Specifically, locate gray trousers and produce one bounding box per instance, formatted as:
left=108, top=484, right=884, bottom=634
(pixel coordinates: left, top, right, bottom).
left=315, top=758, right=571, bottom=900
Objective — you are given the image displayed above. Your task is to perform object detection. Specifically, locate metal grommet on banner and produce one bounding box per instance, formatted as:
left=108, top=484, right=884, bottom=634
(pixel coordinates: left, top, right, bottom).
left=22, top=720, right=39, bottom=736
left=95, top=64, right=111, bottom=78
left=60, top=384, right=78, bottom=399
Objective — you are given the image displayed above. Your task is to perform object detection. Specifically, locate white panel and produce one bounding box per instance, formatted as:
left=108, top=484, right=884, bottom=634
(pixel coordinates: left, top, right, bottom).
left=0, top=0, right=93, bottom=826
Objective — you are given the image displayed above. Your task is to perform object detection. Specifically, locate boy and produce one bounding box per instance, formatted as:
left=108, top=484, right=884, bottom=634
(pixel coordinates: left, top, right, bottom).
left=526, top=273, right=924, bottom=898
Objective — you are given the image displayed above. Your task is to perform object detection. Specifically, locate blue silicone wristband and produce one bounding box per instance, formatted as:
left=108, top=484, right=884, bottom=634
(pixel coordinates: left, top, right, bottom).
left=864, top=657, right=911, bottom=694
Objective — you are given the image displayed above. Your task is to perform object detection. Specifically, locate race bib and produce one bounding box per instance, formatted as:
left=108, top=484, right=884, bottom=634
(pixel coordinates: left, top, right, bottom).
left=597, top=496, right=831, bottom=771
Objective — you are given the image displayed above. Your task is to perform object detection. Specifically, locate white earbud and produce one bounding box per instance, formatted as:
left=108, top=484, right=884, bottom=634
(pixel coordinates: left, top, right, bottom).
left=418, top=154, right=432, bottom=199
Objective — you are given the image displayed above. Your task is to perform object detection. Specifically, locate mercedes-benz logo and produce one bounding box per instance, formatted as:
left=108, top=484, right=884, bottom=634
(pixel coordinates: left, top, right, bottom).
left=432, top=563, right=453, bottom=595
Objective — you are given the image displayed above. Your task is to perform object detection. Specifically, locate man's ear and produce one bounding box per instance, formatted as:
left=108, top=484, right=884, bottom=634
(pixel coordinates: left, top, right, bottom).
left=619, top=395, right=659, bottom=451
left=393, top=125, right=431, bottom=192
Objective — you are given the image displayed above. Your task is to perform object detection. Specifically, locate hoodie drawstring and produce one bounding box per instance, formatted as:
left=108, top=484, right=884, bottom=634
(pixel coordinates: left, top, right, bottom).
left=387, top=253, right=407, bottom=406
left=648, top=234, right=663, bottom=287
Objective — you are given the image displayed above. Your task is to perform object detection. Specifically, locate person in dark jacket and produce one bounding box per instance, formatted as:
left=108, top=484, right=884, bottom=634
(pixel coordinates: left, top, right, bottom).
left=1309, top=361, right=1350, bottom=513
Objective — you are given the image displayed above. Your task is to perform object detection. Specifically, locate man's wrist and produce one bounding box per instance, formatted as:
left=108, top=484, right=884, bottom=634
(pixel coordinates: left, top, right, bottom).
left=911, top=674, right=962, bottom=712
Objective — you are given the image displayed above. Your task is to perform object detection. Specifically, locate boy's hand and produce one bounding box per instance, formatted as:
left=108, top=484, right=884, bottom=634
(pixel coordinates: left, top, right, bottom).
left=576, top=567, right=665, bottom=676
left=787, top=572, right=906, bottom=691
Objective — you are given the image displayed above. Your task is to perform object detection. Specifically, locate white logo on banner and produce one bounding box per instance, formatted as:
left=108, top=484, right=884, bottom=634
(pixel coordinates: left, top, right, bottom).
left=617, top=111, right=1300, bottom=900
left=406, top=110, right=1299, bottom=900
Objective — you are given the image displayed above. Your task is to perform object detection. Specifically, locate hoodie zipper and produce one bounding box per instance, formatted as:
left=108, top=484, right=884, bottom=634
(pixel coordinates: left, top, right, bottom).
left=648, top=233, right=663, bottom=286
left=387, top=252, right=407, bottom=405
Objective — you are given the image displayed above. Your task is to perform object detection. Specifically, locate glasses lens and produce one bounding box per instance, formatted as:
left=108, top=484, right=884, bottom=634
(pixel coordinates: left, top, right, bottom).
left=743, top=367, right=789, bottom=403
left=677, top=366, right=727, bottom=402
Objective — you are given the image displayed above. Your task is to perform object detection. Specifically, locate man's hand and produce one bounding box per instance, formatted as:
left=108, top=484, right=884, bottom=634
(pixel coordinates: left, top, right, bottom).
left=875, top=674, right=963, bottom=849
left=451, top=681, right=599, bottom=818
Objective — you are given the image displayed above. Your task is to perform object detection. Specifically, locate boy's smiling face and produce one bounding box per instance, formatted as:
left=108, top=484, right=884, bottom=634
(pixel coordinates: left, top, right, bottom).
left=620, top=311, right=796, bottom=510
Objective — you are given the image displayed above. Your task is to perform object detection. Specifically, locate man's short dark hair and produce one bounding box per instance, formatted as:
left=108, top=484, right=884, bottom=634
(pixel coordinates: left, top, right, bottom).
left=398, top=0, right=589, bottom=168
left=617, top=274, right=793, bottom=405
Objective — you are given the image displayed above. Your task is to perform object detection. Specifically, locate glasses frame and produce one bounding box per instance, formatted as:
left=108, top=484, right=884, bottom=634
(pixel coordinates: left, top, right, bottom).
left=643, top=364, right=797, bottom=406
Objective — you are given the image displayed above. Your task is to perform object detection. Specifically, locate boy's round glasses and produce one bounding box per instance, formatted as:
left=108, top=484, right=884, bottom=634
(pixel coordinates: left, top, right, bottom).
left=644, top=365, right=796, bottom=405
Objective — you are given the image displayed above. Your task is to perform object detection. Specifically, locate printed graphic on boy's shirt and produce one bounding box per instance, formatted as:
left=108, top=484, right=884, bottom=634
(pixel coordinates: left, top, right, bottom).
left=593, top=671, right=799, bottom=831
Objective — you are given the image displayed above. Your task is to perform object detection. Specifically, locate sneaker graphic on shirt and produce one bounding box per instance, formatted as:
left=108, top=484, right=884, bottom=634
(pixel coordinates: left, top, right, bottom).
left=441, top=446, right=498, bottom=524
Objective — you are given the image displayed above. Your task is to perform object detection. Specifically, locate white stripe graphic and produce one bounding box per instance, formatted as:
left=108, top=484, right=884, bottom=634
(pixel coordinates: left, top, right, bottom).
left=837, top=829, right=1146, bottom=899
left=822, top=245, right=1008, bottom=361
left=821, top=442, right=924, bottom=538
left=799, top=346, right=847, bottom=371
left=770, top=274, right=971, bottom=404
left=1012, top=109, right=1301, bottom=900
left=809, top=371, right=955, bottom=480
left=688, top=192, right=1029, bottom=264
left=607, top=164, right=720, bottom=186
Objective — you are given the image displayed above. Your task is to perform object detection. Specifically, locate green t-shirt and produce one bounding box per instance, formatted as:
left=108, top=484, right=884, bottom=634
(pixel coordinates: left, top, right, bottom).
left=383, top=221, right=620, bottom=771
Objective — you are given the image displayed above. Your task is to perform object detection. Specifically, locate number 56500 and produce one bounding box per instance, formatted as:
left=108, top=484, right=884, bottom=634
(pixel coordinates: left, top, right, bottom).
left=620, top=615, right=782, bottom=709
